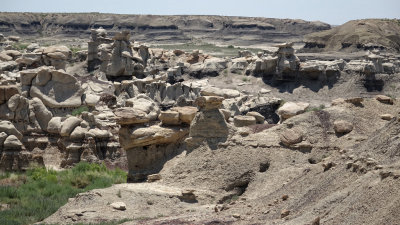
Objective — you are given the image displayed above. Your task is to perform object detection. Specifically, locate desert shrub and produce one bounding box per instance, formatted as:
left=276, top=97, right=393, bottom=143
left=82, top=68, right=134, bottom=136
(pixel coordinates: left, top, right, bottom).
left=99, top=93, right=117, bottom=107
left=306, top=104, right=325, bottom=112
left=227, top=45, right=235, bottom=49
left=0, top=162, right=127, bottom=225
left=71, top=106, right=89, bottom=116
left=248, top=124, right=276, bottom=133
left=11, top=43, right=29, bottom=51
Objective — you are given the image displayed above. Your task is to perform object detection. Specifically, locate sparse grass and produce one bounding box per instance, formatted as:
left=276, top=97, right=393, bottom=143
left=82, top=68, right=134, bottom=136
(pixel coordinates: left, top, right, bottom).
left=151, top=41, right=262, bottom=58
left=0, top=162, right=127, bottom=225
left=223, top=69, right=228, bottom=77
left=224, top=194, right=239, bottom=204
left=11, top=43, right=29, bottom=51
left=70, top=46, right=87, bottom=57
left=116, top=189, right=122, bottom=198
left=71, top=106, right=89, bottom=116
left=242, top=77, right=249, bottom=82
left=306, top=104, right=325, bottom=112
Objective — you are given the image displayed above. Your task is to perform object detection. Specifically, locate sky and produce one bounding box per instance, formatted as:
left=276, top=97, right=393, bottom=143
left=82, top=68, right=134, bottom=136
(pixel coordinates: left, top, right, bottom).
left=2, top=0, right=399, bottom=25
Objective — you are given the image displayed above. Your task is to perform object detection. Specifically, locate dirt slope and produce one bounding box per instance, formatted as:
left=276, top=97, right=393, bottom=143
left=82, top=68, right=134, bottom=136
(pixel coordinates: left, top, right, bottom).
left=303, top=19, right=400, bottom=52
left=41, top=99, right=400, bottom=225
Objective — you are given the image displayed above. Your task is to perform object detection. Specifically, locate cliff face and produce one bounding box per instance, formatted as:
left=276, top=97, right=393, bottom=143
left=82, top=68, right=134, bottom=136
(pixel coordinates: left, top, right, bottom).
left=0, top=12, right=331, bottom=45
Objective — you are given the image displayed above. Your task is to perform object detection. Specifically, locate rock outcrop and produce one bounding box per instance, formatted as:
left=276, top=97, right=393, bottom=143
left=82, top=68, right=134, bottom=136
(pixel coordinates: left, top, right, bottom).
left=187, top=96, right=229, bottom=148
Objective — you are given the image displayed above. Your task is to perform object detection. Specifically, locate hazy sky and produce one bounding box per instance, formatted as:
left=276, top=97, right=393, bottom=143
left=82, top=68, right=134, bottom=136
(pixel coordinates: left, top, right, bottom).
left=2, top=0, right=399, bottom=25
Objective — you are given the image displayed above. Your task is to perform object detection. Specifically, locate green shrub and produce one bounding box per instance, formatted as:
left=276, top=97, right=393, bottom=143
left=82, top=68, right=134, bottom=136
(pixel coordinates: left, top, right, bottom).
left=11, top=43, right=29, bottom=51
left=0, top=162, right=127, bottom=225
left=306, top=104, right=326, bottom=112
left=71, top=106, right=89, bottom=116
left=227, top=45, right=235, bottom=49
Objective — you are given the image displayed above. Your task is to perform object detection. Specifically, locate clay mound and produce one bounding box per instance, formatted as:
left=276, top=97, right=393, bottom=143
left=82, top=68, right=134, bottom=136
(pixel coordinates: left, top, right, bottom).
left=303, top=19, right=400, bottom=52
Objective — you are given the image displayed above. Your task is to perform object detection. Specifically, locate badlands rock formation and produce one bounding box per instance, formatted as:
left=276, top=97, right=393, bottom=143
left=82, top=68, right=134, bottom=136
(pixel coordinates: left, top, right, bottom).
left=0, top=21, right=400, bottom=225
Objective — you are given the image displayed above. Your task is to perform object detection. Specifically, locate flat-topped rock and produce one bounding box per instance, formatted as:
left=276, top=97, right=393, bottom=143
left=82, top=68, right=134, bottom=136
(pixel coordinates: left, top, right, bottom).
left=234, top=115, right=257, bottom=127
left=194, top=96, right=224, bottom=110
left=277, top=102, right=309, bottom=120
left=119, top=125, right=189, bottom=149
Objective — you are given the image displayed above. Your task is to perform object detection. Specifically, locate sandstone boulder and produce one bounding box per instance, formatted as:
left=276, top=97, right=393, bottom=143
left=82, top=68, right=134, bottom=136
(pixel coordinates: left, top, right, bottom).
left=70, top=126, right=89, bottom=140
left=119, top=125, right=189, bottom=149
left=220, top=109, right=231, bottom=121
left=190, top=109, right=229, bottom=138
left=159, top=110, right=180, bottom=125
left=86, top=128, right=110, bottom=139
left=0, top=120, right=22, bottom=140
left=375, top=95, right=394, bottom=105
left=380, top=114, right=394, bottom=121
left=60, top=117, right=81, bottom=137
left=0, top=132, right=7, bottom=146
left=280, top=129, right=303, bottom=146
left=30, top=69, right=83, bottom=108
left=84, top=94, right=100, bottom=107
left=30, top=97, right=52, bottom=130
left=200, top=87, right=240, bottom=99
left=233, top=115, right=257, bottom=127
left=170, top=106, right=198, bottom=124
left=195, top=96, right=224, bottom=110
left=0, top=53, right=13, bottom=61
left=277, top=102, right=309, bottom=120
left=3, top=135, right=22, bottom=149
left=246, top=111, right=265, bottom=124
left=47, top=117, right=63, bottom=134
left=110, top=202, right=126, bottom=211
left=0, top=85, right=20, bottom=104
left=333, top=120, right=353, bottom=134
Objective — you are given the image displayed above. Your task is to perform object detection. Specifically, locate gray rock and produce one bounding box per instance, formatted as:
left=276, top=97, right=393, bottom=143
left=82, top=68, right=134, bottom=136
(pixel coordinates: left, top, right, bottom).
left=70, top=126, right=89, bottom=140
left=30, top=69, right=83, bottom=108
left=34, top=67, right=52, bottom=86
left=3, top=135, right=22, bottom=149
left=110, top=202, right=126, bottom=210
left=233, top=115, right=257, bottom=127
left=31, top=97, right=52, bottom=130
left=246, top=111, right=265, bottom=124
left=190, top=108, right=229, bottom=138
left=280, top=129, right=303, bottom=146
left=47, top=117, right=63, bottom=134
left=60, top=117, right=82, bottom=137
left=333, top=120, right=353, bottom=134
left=0, top=120, right=22, bottom=140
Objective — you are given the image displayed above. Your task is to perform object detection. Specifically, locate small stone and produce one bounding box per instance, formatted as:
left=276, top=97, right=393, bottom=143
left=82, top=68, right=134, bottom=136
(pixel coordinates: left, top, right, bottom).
left=345, top=97, right=363, bottom=105
left=380, top=114, right=394, bottom=121
left=246, top=111, right=265, bottom=124
left=282, top=194, right=289, bottom=201
left=110, top=202, right=126, bottom=210
left=311, top=217, right=320, bottom=225
left=147, top=174, right=161, bottom=182
left=259, top=88, right=271, bottom=94
left=331, top=98, right=345, bottom=106
left=375, top=165, right=383, bottom=170
left=232, top=214, right=241, bottom=219
left=281, top=209, right=290, bottom=218
left=322, top=162, right=336, bottom=171
left=375, top=95, right=394, bottom=105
